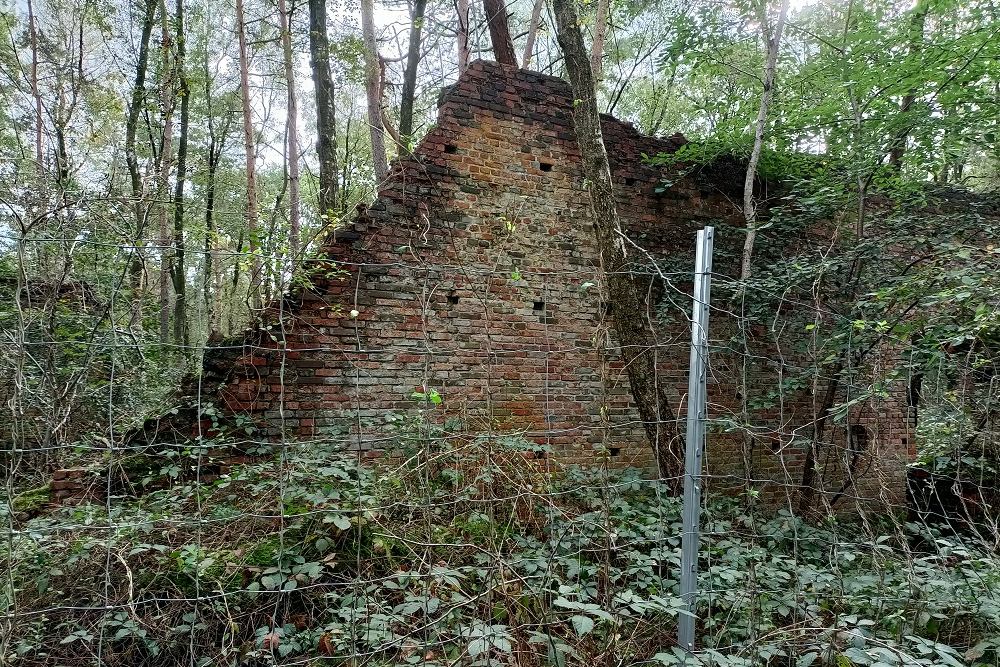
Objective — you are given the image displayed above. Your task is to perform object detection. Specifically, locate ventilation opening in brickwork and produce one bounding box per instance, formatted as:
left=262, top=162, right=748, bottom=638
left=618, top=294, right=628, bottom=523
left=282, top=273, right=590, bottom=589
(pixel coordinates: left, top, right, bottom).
left=539, top=162, right=553, bottom=172
left=624, top=177, right=637, bottom=186
left=533, top=300, right=545, bottom=312
left=448, top=293, right=460, bottom=305
left=609, top=445, right=622, bottom=457
left=849, top=424, right=869, bottom=453
left=444, top=144, right=458, bottom=154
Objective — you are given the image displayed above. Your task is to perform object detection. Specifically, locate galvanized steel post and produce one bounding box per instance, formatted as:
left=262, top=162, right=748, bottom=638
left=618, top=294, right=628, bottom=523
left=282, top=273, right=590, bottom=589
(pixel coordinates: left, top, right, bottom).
left=678, top=226, right=714, bottom=657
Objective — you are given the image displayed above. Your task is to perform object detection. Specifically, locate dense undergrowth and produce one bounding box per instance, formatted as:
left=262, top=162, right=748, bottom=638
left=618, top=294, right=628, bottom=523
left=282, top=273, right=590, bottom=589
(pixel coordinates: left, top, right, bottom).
left=3, top=435, right=1000, bottom=667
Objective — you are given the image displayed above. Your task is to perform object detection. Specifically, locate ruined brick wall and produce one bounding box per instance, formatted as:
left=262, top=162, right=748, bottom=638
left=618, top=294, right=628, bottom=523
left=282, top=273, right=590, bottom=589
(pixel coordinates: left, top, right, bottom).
left=146, top=61, right=914, bottom=507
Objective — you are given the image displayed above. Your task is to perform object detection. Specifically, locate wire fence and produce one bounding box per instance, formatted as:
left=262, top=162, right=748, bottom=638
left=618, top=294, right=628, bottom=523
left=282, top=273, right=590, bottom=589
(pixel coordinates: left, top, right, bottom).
left=2, top=215, right=1000, bottom=667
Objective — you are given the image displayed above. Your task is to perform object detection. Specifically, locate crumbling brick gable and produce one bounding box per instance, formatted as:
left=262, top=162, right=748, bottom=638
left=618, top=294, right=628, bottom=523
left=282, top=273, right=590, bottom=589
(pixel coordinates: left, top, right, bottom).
left=144, top=60, right=912, bottom=506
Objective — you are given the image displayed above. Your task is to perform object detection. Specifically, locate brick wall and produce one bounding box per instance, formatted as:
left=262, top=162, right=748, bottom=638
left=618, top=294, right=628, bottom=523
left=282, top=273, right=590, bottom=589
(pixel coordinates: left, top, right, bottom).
left=143, top=61, right=914, bottom=508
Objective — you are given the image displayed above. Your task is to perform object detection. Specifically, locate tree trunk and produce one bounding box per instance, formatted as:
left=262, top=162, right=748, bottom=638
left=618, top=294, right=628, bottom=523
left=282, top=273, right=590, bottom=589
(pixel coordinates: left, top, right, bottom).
left=399, top=0, right=428, bottom=144
left=483, top=0, right=517, bottom=66
left=236, top=0, right=262, bottom=311
left=204, top=138, right=220, bottom=336
left=361, top=0, right=389, bottom=182
left=278, top=0, right=302, bottom=261
left=308, top=0, right=339, bottom=217
left=27, top=0, right=43, bottom=173
left=590, top=0, right=608, bottom=80
left=157, top=0, right=175, bottom=344
left=552, top=0, right=681, bottom=486
left=457, top=0, right=470, bottom=73
left=125, top=0, right=157, bottom=317
left=739, top=0, right=789, bottom=283
left=172, top=0, right=189, bottom=348
left=522, top=0, right=544, bottom=68
left=203, top=36, right=230, bottom=338
left=888, top=1, right=927, bottom=170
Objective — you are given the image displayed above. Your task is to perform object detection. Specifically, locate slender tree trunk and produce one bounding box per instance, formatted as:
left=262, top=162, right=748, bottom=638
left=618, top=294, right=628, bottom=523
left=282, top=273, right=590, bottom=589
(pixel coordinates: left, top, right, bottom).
left=552, top=0, right=681, bottom=486
left=399, top=0, right=428, bottom=144
left=202, top=38, right=229, bottom=338
left=887, top=0, right=928, bottom=170
left=27, top=0, right=43, bottom=173
left=172, top=0, right=189, bottom=348
left=236, top=0, right=262, bottom=310
left=590, top=0, right=608, bottom=79
left=308, top=0, right=339, bottom=217
left=277, top=0, right=302, bottom=261
left=361, top=0, right=389, bottom=182
left=157, top=0, right=175, bottom=344
left=204, top=140, right=219, bottom=335
left=483, top=0, right=517, bottom=66
left=522, top=0, right=544, bottom=68
left=457, top=0, right=470, bottom=73
left=739, top=0, right=789, bottom=283
left=125, top=0, right=157, bottom=316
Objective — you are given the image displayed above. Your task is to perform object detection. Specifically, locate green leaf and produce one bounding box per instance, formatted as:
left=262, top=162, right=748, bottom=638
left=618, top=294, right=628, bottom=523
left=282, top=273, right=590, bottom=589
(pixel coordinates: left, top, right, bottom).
left=571, top=615, right=594, bottom=635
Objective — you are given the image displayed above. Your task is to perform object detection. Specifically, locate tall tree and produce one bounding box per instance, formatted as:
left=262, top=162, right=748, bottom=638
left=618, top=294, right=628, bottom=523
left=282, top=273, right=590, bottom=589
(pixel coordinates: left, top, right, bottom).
left=27, top=0, right=43, bottom=173
left=552, top=0, right=681, bottom=485
left=590, top=0, right=608, bottom=79
left=124, top=0, right=157, bottom=317
left=172, top=0, right=190, bottom=347
left=277, top=0, right=302, bottom=260
left=739, top=0, right=789, bottom=283
left=236, top=0, right=262, bottom=310
left=361, top=0, right=389, bottom=182
left=308, top=0, right=339, bottom=217
left=156, top=0, right=175, bottom=344
left=522, top=0, right=544, bottom=68
left=887, top=0, right=928, bottom=170
left=202, top=56, right=230, bottom=338
left=483, top=0, right=516, bottom=66
left=399, top=0, right=428, bottom=144
left=457, top=0, right=470, bottom=73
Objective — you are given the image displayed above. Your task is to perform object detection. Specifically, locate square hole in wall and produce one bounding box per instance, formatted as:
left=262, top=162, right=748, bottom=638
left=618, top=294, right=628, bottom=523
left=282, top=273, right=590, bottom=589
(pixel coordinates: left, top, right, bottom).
left=849, top=424, right=869, bottom=453
left=624, top=177, right=637, bottom=186
left=533, top=300, right=545, bottom=312
left=444, top=144, right=459, bottom=154
left=609, top=446, right=622, bottom=457
left=539, top=162, right=554, bottom=172
left=448, top=292, right=460, bottom=305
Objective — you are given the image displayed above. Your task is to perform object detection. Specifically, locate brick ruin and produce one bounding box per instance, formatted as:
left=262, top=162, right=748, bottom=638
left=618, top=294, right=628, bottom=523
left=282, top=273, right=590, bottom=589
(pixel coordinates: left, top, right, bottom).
left=134, top=60, right=914, bottom=507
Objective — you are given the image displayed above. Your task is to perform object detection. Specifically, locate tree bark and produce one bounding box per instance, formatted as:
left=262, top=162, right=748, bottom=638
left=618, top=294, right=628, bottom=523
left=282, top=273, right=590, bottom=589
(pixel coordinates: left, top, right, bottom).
left=739, top=0, right=789, bottom=283
left=172, top=0, right=190, bottom=348
left=203, top=35, right=230, bottom=338
left=522, top=0, right=544, bottom=68
left=483, top=0, right=517, bottom=66
left=887, top=0, right=928, bottom=170
left=399, top=0, right=428, bottom=144
left=457, top=0, right=471, bottom=73
left=590, top=0, right=608, bottom=79
left=277, top=0, right=302, bottom=261
left=125, top=0, right=157, bottom=314
left=361, top=0, right=389, bottom=182
left=156, top=0, right=175, bottom=344
left=27, top=0, right=43, bottom=173
left=308, top=0, right=339, bottom=217
left=552, top=0, right=681, bottom=486
left=236, top=0, right=263, bottom=310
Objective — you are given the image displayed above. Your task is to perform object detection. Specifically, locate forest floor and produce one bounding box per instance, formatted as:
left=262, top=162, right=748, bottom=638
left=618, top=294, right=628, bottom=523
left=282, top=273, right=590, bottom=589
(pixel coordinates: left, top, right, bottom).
left=3, top=436, right=999, bottom=666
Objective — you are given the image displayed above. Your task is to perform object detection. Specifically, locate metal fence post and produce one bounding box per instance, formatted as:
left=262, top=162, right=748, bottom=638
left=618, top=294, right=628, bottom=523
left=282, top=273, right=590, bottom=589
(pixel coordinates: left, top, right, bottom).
left=678, top=226, right=714, bottom=657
